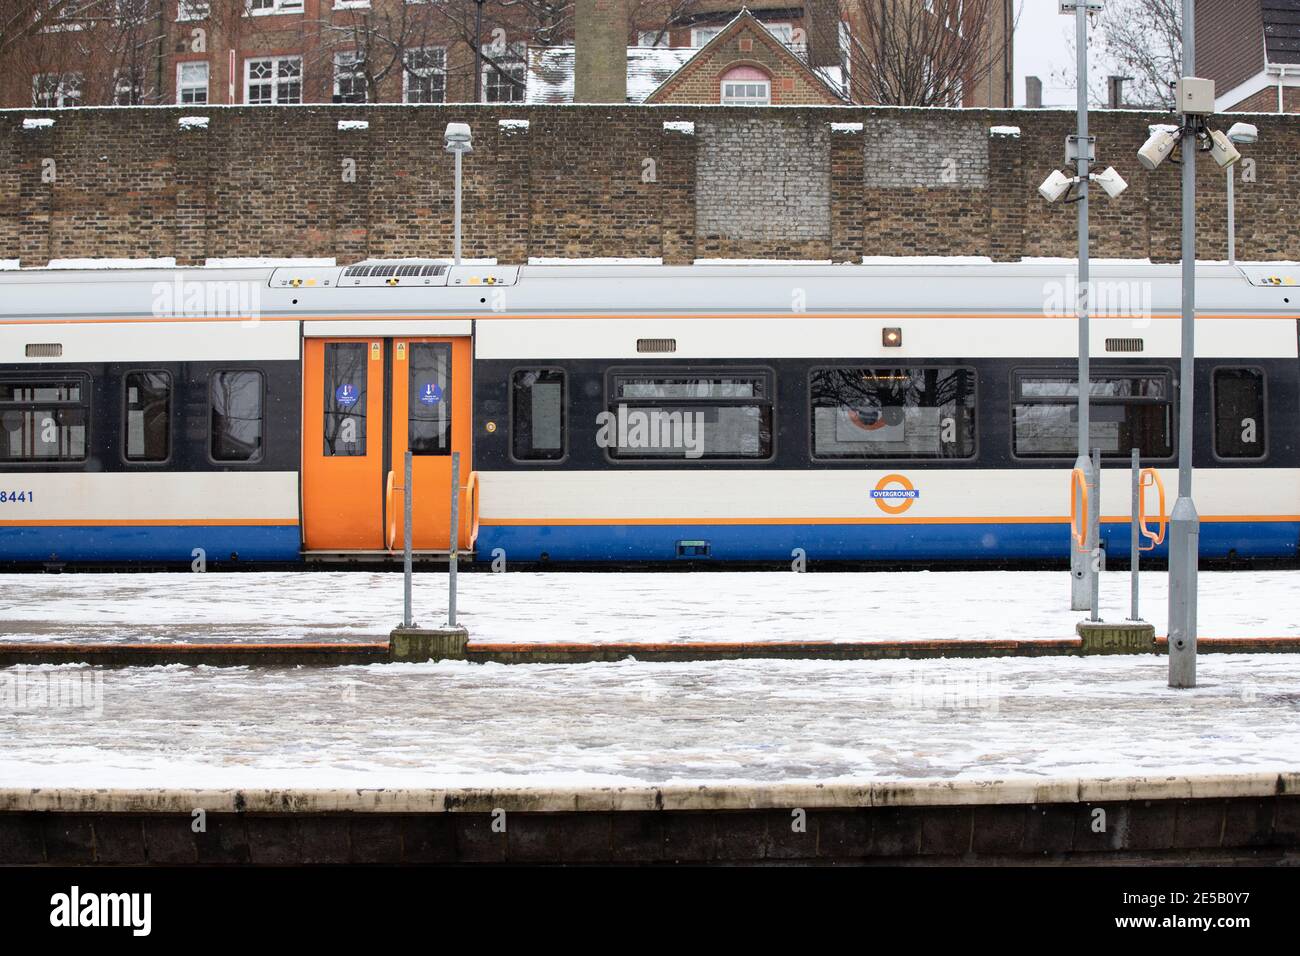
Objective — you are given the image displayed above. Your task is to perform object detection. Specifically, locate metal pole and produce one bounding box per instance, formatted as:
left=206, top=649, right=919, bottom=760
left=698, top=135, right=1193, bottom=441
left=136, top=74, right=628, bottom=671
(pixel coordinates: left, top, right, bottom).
left=474, top=0, right=484, bottom=103
left=1070, top=0, right=1096, bottom=612
left=1089, top=446, right=1101, bottom=623
left=403, top=450, right=413, bottom=628
left=1129, top=447, right=1140, bottom=621
left=453, top=148, right=463, bottom=266
left=449, top=451, right=460, bottom=627
left=1169, top=0, right=1200, bottom=689
left=1226, top=166, right=1235, bottom=265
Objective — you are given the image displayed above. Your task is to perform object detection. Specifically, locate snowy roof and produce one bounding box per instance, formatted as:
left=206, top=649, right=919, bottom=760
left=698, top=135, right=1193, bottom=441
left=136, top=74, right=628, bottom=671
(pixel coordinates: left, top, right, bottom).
left=526, top=46, right=700, bottom=104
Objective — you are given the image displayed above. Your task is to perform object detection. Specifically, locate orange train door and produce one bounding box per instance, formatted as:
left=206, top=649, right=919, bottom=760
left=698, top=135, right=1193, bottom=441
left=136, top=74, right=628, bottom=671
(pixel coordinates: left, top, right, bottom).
left=302, top=336, right=473, bottom=553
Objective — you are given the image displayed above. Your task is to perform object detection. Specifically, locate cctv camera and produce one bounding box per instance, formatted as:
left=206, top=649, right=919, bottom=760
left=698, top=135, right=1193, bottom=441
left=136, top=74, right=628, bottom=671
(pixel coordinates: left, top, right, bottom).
left=1038, top=169, right=1074, bottom=204
left=1208, top=129, right=1242, bottom=168
left=1091, top=166, right=1128, bottom=199
left=1227, top=122, right=1258, bottom=145
left=1138, top=127, right=1179, bottom=170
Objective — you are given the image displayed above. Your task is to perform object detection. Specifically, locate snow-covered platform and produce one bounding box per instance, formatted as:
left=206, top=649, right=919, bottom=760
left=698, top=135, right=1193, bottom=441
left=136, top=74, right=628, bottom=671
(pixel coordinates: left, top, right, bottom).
left=1, top=570, right=1297, bottom=650
left=3, top=654, right=1299, bottom=862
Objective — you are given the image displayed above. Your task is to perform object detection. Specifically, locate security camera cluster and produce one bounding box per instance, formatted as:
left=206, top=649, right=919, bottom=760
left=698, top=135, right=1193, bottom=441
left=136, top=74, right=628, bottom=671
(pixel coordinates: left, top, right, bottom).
left=1040, top=75, right=1258, bottom=206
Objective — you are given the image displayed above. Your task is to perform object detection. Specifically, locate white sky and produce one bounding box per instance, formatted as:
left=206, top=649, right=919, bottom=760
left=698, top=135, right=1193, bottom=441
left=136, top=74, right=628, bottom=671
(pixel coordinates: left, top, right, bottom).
left=1014, top=1, right=1117, bottom=108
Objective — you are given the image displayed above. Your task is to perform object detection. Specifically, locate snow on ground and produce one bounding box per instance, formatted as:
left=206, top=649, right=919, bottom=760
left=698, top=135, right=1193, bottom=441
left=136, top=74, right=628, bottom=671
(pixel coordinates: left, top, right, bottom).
left=1, top=653, right=1297, bottom=789
left=0, top=570, right=1295, bottom=646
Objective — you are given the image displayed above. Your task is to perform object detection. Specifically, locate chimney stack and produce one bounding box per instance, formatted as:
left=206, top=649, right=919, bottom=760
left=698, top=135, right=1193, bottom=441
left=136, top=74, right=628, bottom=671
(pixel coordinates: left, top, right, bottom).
left=1107, top=75, right=1128, bottom=109
left=575, top=0, right=628, bottom=103
left=1025, top=75, right=1043, bottom=109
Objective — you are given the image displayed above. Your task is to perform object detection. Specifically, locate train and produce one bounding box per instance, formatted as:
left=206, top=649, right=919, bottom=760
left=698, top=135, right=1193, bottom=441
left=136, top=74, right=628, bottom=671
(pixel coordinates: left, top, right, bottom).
left=0, top=259, right=1296, bottom=568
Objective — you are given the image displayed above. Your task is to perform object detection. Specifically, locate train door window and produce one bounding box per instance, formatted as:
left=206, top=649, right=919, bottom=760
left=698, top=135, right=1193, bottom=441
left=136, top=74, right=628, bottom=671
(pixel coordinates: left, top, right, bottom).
left=1213, top=367, right=1266, bottom=459
left=0, top=377, right=88, bottom=462
left=1011, top=370, right=1173, bottom=459
left=210, top=370, right=264, bottom=462
left=810, top=367, right=976, bottom=459
left=512, top=368, right=565, bottom=461
left=124, top=370, right=171, bottom=462
left=322, top=343, right=367, bottom=456
left=605, top=369, right=773, bottom=460
left=409, top=342, right=452, bottom=455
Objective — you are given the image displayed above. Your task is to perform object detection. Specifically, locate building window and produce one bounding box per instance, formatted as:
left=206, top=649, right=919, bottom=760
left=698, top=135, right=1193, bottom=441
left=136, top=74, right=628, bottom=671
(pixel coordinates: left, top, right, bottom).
left=333, top=52, right=367, bottom=103
left=177, top=61, right=208, bottom=104
left=1213, top=367, right=1266, bottom=459
left=403, top=47, right=446, bottom=103
left=177, top=0, right=209, bottom=20
left=210, top=371, right=264, bottom=462
left=811, top=367, right=976, bottom=460
left=245, top=56, right=302, bottom=105
left=113, top=68, right=144, bottom=105
left=512, top=369, right=565, bottom=461
left=691, top=26, right=723, bottom=47
left=0, top=377, right=88, bottom=463
left=637, top=30, right=668, bottom=47
left=1011, top=370, right=1174, bottom=459
left=247, top=0, right=303, bottom=14
left=762, top=22, right=794, bottom=44
left=482, top=41, right=526, bottom=103
left=124, top=371, right=171, bottom=463
left=720, top=66, right=770, bottom=105
left=604, top=370, right=773, bottom=461
left=32, top=73, right=82, bottom=108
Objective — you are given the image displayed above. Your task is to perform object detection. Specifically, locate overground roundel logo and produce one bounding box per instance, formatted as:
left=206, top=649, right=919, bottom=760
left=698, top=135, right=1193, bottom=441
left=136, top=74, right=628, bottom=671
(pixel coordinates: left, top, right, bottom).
left=870, top=473, right=919, bottom=515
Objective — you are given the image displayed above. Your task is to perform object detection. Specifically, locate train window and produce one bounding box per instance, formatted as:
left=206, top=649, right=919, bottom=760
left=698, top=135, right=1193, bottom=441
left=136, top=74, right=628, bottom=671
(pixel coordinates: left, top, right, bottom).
left=1213, top=368, right=1266, bottom=459
left=409, top=342, right=451, bottom=455
left=210, top=370, right=264, bottom=462
left=604, top=369, right=773, bottom=460
left=810, top=367, right=976, bottom=460
left=512, top=369, right=565, bottom=461
left=0, top=377, right=88, bottom=463
left=1011, top=370, right=1173, bottom=459
left=323, top=343, right=367, bottom=457
left=124, top=371, right=171, bottom=462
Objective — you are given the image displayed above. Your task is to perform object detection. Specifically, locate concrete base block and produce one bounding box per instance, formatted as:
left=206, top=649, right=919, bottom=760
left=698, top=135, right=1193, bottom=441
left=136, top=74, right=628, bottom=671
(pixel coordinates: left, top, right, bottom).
left=389, top=626, right=470, bottom=662
left=1076, top=620, right=1157, bottom=655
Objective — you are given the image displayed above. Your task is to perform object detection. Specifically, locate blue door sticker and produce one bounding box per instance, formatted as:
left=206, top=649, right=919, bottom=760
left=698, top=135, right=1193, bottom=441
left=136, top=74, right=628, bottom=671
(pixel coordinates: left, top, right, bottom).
left=335, top=384, right=360, bottom=408
left=419, top=383, right=443, bottom=405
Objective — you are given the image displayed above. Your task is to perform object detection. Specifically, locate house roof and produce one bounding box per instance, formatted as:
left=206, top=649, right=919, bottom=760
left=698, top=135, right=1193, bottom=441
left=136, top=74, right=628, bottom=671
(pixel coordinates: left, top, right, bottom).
left=1264, top=0, right=1300, bottom=65
left=526, top=46, right=701, bottom=104
left=643, top=8, right=846, bottom=104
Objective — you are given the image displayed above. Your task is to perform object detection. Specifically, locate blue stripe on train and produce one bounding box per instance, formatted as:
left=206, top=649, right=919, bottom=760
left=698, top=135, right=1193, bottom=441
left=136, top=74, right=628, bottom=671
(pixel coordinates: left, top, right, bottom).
left=0, top=525, right=301, bottom=563
left=476, top=521, right=1300, bottom=563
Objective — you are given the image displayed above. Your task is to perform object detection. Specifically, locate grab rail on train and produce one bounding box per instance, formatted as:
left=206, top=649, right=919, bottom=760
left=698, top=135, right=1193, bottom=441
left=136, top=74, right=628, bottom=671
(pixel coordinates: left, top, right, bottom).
left=1069, top=467, right=1089, bottom=551
left=1138, top=467, right=1168, bottom=552
left=384, top=468, right=480, bottom=552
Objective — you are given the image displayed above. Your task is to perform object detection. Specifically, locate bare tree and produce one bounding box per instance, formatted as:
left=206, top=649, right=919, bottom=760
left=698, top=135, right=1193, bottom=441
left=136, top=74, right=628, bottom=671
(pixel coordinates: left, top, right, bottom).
left=1096, top=0, right=1179, bottom=108
left=827, top=0, right=1012, bottom=107
left=1052, top=0, right=1180, bottom=109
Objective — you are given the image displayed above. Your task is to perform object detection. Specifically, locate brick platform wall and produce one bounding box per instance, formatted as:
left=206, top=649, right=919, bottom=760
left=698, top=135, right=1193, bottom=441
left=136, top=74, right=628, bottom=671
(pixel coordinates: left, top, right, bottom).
left=3, top=103, right=1299, bottom=267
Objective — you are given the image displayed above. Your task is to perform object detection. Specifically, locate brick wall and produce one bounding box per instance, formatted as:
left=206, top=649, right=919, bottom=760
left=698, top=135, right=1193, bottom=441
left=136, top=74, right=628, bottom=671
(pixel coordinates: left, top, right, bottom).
left=3, top=103, right=1300, bottom=267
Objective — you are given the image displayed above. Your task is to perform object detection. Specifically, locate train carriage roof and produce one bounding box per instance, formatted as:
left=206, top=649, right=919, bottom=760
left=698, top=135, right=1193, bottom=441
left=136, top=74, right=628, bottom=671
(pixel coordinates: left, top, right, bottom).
left=0, top=261, right=1296, bottom=319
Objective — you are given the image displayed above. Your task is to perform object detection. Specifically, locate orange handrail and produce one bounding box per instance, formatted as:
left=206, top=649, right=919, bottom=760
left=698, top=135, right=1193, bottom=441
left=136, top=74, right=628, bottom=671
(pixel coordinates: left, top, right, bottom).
left=385, top=470, right=400, bottom=552
left=463, top=470, right=480, bottom=550
left=1070, top=467, right=1088, bottom=550
left=1138, top=468, right=1167, bottom=551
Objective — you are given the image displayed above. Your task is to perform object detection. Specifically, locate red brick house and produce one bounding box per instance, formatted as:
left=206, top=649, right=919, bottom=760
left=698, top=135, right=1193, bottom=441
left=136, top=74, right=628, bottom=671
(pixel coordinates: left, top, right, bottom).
left=1197, top=0, right=1300, bottom=113
left=643, top=10, right=844, bottom=104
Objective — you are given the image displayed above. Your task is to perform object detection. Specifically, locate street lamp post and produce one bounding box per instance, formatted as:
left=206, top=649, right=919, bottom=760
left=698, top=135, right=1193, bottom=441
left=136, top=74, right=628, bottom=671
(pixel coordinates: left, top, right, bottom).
left=444, top=123, right=473, bottom=265
left=1167, top=0, right=1200, bottom=689
left=1225, top=122, right=1258, bottom=265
